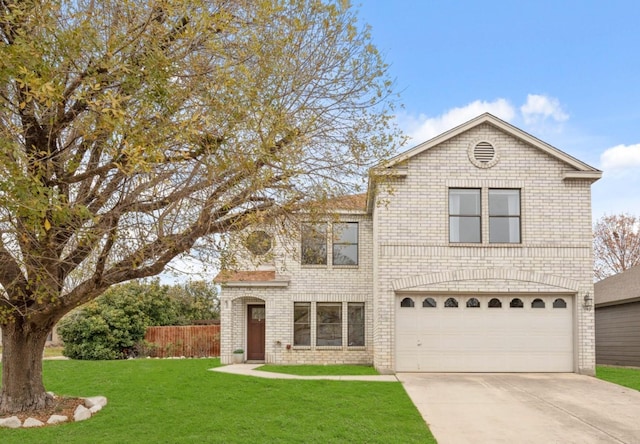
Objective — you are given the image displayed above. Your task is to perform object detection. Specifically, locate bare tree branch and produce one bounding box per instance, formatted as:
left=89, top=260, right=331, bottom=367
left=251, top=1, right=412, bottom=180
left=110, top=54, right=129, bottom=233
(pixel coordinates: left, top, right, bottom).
left=594, top=214, right=640, bottom=280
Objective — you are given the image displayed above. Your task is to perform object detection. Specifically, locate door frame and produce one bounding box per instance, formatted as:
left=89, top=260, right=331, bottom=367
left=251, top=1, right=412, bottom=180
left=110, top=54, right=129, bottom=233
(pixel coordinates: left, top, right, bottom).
left=246, top=304, right=266, bottom=361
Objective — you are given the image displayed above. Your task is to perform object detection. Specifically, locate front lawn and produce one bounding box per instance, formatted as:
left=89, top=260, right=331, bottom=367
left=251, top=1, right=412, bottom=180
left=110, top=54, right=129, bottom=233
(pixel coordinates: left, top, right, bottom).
left=257, top=364, right=379, bottom=376
left=0, top=359, right=435, bottom=443
left=596, top=366, right=640, bottom=391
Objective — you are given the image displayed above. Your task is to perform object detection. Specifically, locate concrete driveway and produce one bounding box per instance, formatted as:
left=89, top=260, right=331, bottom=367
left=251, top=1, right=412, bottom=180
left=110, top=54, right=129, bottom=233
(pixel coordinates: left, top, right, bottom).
left=397, top=373, right=640, bottom=444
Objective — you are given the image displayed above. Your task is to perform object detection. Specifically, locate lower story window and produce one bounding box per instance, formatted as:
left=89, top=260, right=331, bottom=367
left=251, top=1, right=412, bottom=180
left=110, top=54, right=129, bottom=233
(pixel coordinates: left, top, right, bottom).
left=317, top=303, right=342, bottom=346
left=294, top=302, right=311, bottom=346
left=348, top=303, right=365, bottom=346
left=294, top=302, right=365, bottom=347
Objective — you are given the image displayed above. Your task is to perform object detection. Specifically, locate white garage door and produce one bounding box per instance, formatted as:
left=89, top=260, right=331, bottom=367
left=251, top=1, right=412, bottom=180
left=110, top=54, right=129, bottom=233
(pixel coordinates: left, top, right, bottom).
left=395, top=295, right=573, bottom=372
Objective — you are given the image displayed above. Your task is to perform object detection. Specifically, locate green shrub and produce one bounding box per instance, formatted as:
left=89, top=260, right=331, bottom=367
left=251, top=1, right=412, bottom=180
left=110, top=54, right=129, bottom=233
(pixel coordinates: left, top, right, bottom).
left=59, top=279, right=218, bottom=360
left=58, top=309, right=124, bottom=360
left=167, top=280, right=220, bottom=324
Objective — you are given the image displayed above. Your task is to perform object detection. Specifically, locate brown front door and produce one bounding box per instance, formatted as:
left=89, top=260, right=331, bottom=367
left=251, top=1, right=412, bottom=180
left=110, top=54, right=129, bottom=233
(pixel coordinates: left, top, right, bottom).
left=247, top=305, right=265, bottom=361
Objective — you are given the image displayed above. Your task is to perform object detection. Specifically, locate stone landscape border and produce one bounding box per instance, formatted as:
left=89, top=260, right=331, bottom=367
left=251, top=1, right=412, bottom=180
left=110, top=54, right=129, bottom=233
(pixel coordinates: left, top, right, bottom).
left=0, top=395, right=107, bottom=428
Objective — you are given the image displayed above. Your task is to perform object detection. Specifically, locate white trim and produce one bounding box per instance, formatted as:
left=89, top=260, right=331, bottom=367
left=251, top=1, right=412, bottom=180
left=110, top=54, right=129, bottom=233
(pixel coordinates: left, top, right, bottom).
left=563, top=171, right=603, bottom=180
left=224, top=280, right=290, bottom=288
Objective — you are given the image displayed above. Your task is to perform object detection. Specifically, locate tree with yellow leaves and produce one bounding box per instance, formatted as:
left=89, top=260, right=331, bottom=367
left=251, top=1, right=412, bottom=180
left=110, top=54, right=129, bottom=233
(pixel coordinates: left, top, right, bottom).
left=0, top=0, right=400, bottom=414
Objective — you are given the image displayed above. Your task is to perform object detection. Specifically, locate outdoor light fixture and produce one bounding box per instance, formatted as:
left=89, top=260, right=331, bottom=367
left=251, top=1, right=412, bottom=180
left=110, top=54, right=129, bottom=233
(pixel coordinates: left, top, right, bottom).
left=583, top=292, right=593, bottom=311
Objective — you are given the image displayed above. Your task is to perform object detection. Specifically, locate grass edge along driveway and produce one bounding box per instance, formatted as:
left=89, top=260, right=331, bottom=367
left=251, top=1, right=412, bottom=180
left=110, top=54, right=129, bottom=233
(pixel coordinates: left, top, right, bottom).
left=596, top=365, right=640, bottom=391
left=0, top=359, right=435, bottom=443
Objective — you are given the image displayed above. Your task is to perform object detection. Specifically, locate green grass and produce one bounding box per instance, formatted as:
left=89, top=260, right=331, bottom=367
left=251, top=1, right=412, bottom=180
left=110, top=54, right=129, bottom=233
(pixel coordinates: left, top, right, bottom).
left=0, top=359, right=435, bottom=443
left=43, top=346, right=64, bottom=358
left=596, top=366, right=640, bottom=391
left=257, top=364, right=380, bottom=376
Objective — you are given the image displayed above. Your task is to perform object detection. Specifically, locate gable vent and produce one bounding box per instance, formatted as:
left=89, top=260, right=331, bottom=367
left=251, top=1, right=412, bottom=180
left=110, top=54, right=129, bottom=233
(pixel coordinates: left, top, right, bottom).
left=473, top=141, right=495, bottom=163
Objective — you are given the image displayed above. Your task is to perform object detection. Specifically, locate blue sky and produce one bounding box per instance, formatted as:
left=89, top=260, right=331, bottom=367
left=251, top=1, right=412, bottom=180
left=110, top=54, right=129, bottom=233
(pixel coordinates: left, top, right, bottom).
left=356, top=0, right=640, bottom=219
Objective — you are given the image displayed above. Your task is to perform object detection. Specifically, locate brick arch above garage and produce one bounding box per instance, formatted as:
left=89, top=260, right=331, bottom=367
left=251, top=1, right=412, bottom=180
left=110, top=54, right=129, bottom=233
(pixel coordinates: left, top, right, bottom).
left=391, top=269, right=581, bottom=293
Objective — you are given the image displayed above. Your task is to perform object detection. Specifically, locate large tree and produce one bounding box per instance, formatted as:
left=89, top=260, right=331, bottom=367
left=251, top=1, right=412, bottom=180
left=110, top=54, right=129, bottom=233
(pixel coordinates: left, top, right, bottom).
left=0, top=0, right=400, bottom=414
left=593, top=214, right=640, bottom=280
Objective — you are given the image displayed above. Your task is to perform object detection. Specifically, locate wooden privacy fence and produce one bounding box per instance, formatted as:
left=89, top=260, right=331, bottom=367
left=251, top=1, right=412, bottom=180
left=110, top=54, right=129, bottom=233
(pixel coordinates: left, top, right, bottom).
left=144, top=325, right=220, bottom=358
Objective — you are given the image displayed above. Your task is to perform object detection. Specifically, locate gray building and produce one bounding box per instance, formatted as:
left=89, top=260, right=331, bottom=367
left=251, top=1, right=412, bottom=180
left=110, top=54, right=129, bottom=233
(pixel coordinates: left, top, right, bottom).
left=595, top=265, right=640, bottom=367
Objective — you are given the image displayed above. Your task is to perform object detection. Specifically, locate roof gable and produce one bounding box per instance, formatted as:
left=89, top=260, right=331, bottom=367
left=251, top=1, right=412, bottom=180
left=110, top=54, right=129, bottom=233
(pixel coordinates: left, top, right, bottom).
left=366, top=113, right=602, bottom=212
left=378, top=113, right=601, bottom=176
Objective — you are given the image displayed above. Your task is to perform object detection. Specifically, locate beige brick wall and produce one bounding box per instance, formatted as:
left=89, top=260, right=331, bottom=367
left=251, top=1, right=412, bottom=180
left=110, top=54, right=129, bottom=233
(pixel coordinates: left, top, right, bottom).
left=219, top=214, right=375, bottom=365
left=372, top=123, right=595, bottom=374
left=220, top=121, right=597, bottom=375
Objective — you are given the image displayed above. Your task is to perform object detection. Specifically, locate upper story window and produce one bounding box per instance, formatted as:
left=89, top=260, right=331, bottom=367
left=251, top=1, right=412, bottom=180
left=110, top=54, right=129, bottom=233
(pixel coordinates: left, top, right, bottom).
left=301, top=223, right=327, bottom=265
left=333, top=222, right=358, bottom=266
left=489, top=189, right=521, bottom=243
left=449, top=189, right=481, bottom=243
left=449, top=188, right=522, bottom=245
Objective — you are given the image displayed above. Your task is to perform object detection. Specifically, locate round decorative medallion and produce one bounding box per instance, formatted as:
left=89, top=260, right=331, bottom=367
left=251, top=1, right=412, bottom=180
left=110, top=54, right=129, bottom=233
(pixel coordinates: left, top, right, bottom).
left=244, top=230, right=272, bottom=256
left=468, top=139, right=499, bottom=169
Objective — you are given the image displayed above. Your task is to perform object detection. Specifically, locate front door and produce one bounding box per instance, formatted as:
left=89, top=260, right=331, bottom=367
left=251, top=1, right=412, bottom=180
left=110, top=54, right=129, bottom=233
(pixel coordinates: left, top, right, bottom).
left=247, top=305, right=265, bottom=361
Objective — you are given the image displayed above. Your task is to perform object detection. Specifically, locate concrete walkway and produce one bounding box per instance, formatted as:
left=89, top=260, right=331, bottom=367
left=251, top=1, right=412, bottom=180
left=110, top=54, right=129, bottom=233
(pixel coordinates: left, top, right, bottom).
left=209, top=364, right=398, bottom=381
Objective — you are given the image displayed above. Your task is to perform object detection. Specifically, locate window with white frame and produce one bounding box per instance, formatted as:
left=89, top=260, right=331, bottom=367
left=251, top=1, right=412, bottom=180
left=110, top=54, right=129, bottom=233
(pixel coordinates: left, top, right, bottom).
left=316, top=303, right=342, bottom=346
left=449, top=189, right=481, bottom=243
left=347, top=303, right=365, bottom=346
left=293, top=302, right=365, bottom=348
left=333, top=222, right=358, bottom=265
left=449, top=188, right=522, bottom=244
left=489, top=189, right=521, bottom=243
left=293, top=302, right=311, bottom=346
left=301, top=223, right=327, bottom=265
left=301, top=222, right=359, bottom=266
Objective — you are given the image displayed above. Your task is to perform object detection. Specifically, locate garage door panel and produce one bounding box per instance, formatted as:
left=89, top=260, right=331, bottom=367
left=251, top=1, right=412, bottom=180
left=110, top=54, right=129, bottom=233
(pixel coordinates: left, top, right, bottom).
left=396, top=295, right=574, bottom=372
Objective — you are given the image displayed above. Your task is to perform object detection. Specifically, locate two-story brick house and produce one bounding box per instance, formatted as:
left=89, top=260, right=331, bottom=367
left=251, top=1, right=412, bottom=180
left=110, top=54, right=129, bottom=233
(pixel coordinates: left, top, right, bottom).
left=216, top=113, right=601, bottom=374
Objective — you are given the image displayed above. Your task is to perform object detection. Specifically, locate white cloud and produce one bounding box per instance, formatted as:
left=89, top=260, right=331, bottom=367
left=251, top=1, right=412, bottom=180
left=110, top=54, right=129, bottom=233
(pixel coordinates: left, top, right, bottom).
left=600, top=143, right=640, bottom=172
left=398, top=94, right=570, bottom=147
left=520, top=94, right=569, bottom=125
left=400, top=99, right=516, bottom=143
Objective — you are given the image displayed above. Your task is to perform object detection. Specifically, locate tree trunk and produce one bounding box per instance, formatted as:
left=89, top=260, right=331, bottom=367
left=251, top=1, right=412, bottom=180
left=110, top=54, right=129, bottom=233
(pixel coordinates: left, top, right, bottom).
left=0, top=320, right=53, bottom=414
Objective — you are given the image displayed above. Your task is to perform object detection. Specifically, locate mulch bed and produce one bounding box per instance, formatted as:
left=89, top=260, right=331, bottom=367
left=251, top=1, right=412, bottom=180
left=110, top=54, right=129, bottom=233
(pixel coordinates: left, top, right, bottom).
left=4, top=397, right=85, bottom=425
